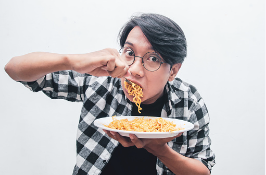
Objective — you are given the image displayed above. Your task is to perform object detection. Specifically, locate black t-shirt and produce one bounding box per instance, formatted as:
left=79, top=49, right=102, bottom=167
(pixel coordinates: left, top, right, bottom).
left=101, top=93, right=166, bottom=175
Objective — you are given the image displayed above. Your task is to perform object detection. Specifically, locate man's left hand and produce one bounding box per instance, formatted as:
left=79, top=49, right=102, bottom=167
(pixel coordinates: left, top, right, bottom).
left=103, top=130, right=182, bottom=156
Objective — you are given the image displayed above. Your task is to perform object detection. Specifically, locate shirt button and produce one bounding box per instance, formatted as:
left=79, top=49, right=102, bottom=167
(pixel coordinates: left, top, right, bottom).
left=103, top=160, right=107, bottom=164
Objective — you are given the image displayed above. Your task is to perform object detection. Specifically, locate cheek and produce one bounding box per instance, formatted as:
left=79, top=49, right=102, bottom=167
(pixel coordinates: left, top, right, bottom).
left=148, top=68, right=170, bottom=84
left=144, top=72, right=170, bottom=93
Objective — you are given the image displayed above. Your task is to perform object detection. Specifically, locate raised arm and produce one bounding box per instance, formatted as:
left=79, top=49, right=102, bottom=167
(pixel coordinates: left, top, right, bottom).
left=5, top=48, right=128, bottom=82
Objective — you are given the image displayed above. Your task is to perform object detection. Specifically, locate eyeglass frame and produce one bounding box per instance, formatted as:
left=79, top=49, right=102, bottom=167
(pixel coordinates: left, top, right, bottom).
left=119, top=47, right=167, bottom=72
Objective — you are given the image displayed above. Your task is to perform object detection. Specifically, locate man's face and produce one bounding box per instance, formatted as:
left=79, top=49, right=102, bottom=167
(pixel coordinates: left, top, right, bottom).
left=121, top=26, right=177, bottom=104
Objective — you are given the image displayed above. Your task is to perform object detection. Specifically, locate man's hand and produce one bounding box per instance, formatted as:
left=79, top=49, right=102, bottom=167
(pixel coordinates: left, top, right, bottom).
left=69, top=48, right=129, bottom=78
left=5, top=49, right=129, bottom=82
left=103, top=130, right=182, bottom=156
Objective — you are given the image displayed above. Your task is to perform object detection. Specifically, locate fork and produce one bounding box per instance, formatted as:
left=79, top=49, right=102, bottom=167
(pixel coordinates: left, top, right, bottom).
left=124, top=77, right=132, bottom=85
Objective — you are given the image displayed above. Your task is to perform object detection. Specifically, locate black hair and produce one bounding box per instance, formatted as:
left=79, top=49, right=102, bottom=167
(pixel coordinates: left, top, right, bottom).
left=118, top=13, right=187, bottom=65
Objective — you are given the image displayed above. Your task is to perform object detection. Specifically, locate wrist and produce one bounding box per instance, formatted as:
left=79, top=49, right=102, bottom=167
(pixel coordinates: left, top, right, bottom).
left=64, top=54, right=78, bottom=71
left=156, top=144, right=185, bottom=163
left=155, top=144, right=184, bottom=161
left=149, top=143, right=171, bottom=157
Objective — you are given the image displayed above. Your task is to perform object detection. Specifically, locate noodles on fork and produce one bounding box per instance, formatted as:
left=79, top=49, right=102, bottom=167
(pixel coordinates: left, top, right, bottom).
left=124, top=80, right=143, bottom=113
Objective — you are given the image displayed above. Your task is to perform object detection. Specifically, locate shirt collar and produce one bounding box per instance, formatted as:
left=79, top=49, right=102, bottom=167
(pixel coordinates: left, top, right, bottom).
left=164, top=81, right=182, bottom=116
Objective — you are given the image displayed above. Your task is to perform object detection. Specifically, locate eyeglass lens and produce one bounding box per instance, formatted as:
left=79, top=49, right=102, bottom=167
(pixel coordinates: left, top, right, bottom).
left=120, top=47, right=162, bottom=71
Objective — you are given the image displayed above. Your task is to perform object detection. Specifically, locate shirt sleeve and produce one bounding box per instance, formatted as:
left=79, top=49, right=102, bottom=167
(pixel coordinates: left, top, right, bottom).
left=19, top=70, right=86, bottom=102
left=186, top=91, right=216, bottom=172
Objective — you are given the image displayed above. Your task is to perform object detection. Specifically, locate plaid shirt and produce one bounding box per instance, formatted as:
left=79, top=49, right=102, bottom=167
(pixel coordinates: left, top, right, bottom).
left=21, top=70, right=215, bottom=175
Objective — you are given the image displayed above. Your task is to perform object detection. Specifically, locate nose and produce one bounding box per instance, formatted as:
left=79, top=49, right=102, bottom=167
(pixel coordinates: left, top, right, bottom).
left=129, top=57, right=144, bottom=78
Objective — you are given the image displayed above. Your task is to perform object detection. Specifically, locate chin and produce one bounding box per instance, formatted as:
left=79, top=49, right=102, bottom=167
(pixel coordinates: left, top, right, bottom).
left=126, top=95, right=134, bottom=102
left=122, top=85, right=145, bottom=103
left=124, top=90, right=145, bottom=104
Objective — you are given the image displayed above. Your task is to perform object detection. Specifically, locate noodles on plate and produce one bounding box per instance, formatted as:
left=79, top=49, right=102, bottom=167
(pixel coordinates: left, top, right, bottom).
left=104, top=116, right=184, bottom=132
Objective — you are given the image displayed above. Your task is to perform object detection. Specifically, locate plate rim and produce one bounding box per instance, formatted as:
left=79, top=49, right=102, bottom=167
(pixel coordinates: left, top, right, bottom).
left=94, top=116, right=194, bottom=135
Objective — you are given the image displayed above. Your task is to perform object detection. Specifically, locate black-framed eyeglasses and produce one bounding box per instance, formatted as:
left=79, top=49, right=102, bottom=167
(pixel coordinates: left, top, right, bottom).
left=119, top=47, right=166, bottom=72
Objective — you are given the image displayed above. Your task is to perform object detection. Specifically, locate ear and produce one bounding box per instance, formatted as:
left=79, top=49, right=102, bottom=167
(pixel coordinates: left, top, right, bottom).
left=168, top=63, right=182, bottom=81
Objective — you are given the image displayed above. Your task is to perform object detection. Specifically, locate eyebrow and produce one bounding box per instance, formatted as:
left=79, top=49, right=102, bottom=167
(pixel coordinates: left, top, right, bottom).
left=124, top=41, right=154, bottom=50
left=124, top=41, right=133, bottom=46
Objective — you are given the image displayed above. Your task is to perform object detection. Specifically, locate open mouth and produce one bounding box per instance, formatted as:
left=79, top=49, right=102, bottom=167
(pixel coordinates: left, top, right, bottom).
left=123, top=79, right=143, bottom=113
left=124, top=78, right=142, bottom=89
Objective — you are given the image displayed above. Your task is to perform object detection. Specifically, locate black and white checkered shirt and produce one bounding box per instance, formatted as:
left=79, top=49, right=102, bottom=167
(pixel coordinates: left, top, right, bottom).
left=21, top=70, right=215, bottom=175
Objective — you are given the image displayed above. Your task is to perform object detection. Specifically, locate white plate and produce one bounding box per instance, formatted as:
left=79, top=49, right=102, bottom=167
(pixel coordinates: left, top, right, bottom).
left=94, top=116, right=194, bottom=138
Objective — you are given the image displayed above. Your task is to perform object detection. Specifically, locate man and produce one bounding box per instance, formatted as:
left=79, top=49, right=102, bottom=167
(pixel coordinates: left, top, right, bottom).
left=5, top=13, right=215, bottom=175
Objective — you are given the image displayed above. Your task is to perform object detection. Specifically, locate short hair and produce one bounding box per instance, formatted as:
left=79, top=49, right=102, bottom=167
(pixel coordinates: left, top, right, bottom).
left=118, top=13, right=187, bottom=65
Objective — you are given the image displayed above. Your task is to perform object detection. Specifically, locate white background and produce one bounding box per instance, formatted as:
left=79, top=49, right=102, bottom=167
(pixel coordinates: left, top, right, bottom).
left=0, top=0, right=264, bottom=174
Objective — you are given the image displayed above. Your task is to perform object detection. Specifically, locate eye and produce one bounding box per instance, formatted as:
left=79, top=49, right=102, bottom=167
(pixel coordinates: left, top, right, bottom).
left=148, top=56, right=160, bottom=62
left=124, top=48, right=134, bottom=56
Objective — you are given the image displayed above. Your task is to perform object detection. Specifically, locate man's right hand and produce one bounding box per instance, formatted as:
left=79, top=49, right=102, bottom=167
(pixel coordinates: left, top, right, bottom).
left=5, top=48, right=129, bottom=82
left=69, top=48, right=129, bottom=78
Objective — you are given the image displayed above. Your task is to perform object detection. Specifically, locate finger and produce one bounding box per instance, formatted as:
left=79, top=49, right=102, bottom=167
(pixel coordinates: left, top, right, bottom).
left=104, top=130, right=116, bottom=140
left=129, top=134, right=145, bottom=148
left=166, top=132, right=183, bottom=141
left=88, top=68, right=109, bottom=77
left=104, top=49, right=128, bottom=78
left=110, top=132, right=134, bottom=147
left=106, top=56, right=116, bottom=72
left=171, top=132, right=183, bottom=139
left=117, top=65, right=129, bottom=78
left=115, top=67, right=129, bottom=79
left=176, top=132, right=183, bottom=137
left=108, top=60, right=128, bottom=78
left=101, top=65, right=108, bottom=71
left=164, top=132, right=183, bottom=142
left=106, top=48, right=121, bottom=72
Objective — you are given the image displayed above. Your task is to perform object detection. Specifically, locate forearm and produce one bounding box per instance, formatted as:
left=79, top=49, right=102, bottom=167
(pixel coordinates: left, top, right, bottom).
left=5, top=52, right=70, bottom=82
left=5, top=49, right=125, bottom=82
left=155, top=145, right=210, bottom=175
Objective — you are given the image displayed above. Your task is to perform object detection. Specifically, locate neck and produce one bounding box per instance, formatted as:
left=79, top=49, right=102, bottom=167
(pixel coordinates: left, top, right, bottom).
left=142, top=89, right=164, bottom=104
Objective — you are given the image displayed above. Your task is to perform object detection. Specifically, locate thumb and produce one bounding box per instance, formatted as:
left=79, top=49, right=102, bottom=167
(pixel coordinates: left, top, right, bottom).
left=101, top=65, right=108, bottom=71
